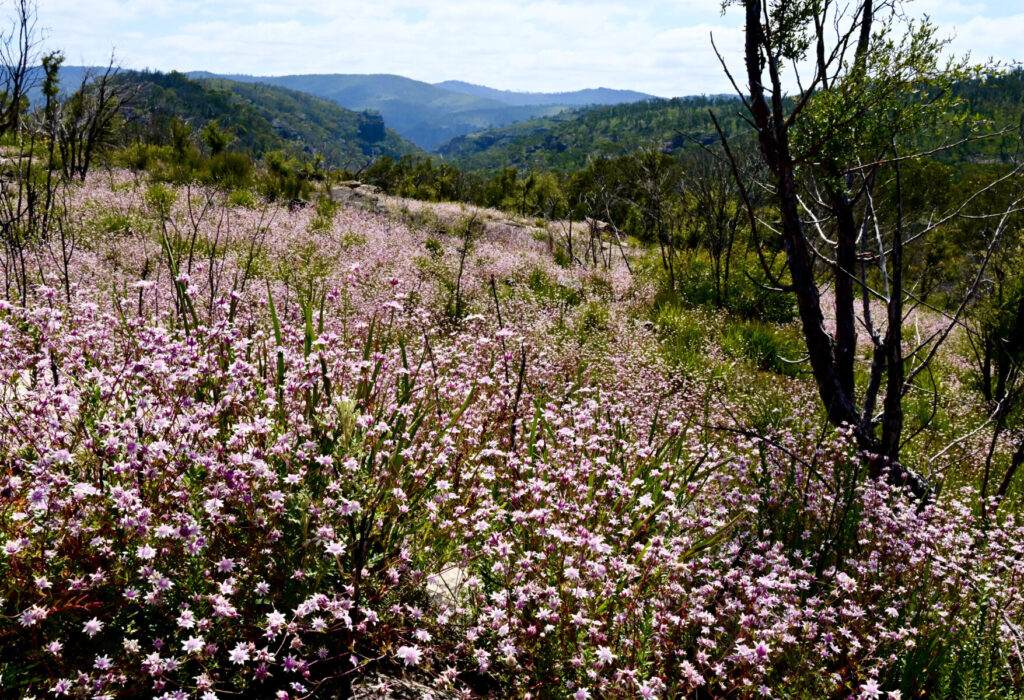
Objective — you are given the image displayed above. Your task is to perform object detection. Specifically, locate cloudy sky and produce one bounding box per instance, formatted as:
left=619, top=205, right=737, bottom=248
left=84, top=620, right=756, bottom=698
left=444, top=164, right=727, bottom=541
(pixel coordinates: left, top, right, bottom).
left=32, top=0, right=1024, bottom=96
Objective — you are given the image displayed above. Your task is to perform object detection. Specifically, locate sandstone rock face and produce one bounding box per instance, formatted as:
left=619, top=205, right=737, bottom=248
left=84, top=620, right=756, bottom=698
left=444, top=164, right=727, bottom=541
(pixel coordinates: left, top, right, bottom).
left=330, top=182, right=385, bottom=213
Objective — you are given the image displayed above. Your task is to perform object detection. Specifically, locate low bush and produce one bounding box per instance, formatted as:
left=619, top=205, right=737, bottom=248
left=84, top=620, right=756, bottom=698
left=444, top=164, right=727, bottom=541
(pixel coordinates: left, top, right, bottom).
left=722, top=319, right=806, bottom=377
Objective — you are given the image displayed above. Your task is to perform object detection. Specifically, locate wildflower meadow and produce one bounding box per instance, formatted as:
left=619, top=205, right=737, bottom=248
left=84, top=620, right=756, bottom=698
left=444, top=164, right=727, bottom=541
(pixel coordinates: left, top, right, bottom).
left=0, top=170, right=1022, bottom=699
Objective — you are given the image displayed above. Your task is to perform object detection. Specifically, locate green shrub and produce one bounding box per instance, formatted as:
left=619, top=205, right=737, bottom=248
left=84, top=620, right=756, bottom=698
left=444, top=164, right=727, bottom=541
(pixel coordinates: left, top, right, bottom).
left=203, top=152, right=252, bottom=189
left=308, top=196, right=341, bottom=234
left=258, top=151, right=313, bottom=202
left=525, top=266, right=581, bottom=307
left=722, top=319, right=805, bottom=377
left=739, top=373, right=795, bottom=433
left=228, top=188, right=257, bottom=209
left=96, top=211, right=139, bottom=238
left=337, top=229, right=366, bottom=249
left=577, top=300, right=611, bottom=342
left=424, top=237, right=444, bottom=258
left=552, top=246, right=571, bottom=268
left=117, top=143, right=159, bottom=171
left=145, top=183, right=178, bottom=220
left=670, top=252, right=797, bottom=323
left=654, top=302, right=714, bottom=371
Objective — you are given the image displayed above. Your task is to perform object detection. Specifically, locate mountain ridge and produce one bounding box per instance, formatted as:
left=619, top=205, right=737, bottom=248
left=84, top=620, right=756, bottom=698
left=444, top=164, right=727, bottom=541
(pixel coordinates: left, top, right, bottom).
left=115, top=70, right=420, bottom=168
left=184, top=72, right=652, bottom=150
left=433, top=80, right=655, bottom=106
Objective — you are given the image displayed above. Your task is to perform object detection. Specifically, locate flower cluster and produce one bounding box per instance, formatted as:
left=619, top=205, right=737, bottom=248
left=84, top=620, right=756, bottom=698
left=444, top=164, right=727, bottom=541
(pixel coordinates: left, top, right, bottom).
left=0, top=174, right=1021, bottom=699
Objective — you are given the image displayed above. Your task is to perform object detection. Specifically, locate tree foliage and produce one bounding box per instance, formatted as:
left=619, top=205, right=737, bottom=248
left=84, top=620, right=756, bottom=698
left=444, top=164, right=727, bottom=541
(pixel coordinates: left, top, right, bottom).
left=719, top=0, right=1023, bottom=496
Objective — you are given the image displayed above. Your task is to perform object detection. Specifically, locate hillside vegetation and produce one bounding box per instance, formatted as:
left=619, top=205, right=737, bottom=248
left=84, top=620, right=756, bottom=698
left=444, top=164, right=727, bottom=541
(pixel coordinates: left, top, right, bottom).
left=0, top=165, right=1019, bottom=698
left=440, top=96, right=745, bottom=171
left=441, top=70, right=1024, bottom=173
left=117, top=70, right=420, bottom=169
left=192, top=72, right=654, bottom=150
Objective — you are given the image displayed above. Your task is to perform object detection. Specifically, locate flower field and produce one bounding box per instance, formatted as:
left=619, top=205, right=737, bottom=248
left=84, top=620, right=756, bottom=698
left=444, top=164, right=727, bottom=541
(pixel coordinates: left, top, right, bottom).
left=2, top=174, right=1024, bottom=699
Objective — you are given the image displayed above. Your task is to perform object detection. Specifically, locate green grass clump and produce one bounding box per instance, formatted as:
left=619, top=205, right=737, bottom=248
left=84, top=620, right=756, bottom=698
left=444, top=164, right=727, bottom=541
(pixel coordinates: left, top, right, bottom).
left=652, top=301, right=716, bottom=371
left=721, top=319, right=806, bottom=377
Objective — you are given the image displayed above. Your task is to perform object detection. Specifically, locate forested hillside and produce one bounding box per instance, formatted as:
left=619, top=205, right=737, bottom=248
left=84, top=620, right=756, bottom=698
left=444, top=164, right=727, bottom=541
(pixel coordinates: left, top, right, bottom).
left=440, top=71, right=1024, bottom=173
left=117, top=71, right=420, bottom=168
left=439, top=95, right=751, bottom=171
left=190, top=72, right=573, bottom=149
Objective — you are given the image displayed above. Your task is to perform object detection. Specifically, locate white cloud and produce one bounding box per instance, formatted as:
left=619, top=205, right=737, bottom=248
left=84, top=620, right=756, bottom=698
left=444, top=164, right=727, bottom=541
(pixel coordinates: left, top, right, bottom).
left=28, top=0, right=1020, bottom=96
left=946, top=13, right=1024, bottom=65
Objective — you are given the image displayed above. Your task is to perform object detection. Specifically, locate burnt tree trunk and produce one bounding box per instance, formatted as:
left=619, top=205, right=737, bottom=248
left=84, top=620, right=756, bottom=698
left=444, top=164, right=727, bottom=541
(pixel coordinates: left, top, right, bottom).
left=740, top=0, right=930, bottom=499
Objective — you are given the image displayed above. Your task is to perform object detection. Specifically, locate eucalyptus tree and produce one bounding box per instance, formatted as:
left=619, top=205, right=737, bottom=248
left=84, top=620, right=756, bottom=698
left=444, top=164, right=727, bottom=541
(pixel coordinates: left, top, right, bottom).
left=718, top=0, right=1023, bottom=496
left=0, top=0, right=34, bottom=134
left=58, top=59, right=132, bottom=181
left=0, top=0, right=42, bottom=303
left=681, top=145, right=756, bottom=309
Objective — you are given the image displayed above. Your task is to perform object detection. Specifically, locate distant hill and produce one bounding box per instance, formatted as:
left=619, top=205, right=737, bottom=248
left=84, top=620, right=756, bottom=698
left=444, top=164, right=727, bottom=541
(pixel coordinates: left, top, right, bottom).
left=438, top=69, right=1024, bottom=174
left=115, top=71, right=420, bottom=168
left=188, top=72, right=581, bottom=150
left=24, top=65, right=94, bottom=104
left=42, top=69, right=658, bottom=153
left=439, top=96, right=748, bottom=172
left=433, top=80, right=655, bottom=107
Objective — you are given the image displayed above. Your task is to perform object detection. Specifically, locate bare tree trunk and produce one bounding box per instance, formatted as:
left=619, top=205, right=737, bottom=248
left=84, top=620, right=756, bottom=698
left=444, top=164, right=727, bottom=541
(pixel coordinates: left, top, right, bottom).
left=735, top=0, right=936, bottom=498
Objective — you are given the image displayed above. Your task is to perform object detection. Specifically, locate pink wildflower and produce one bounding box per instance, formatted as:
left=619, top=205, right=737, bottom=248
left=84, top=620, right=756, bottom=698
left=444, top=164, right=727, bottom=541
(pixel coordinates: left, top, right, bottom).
left=228, top=643, right=250, bottom=664
left=395, top=644, right=423, bottom=666
left=595, top=645, right=615, bottom=666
